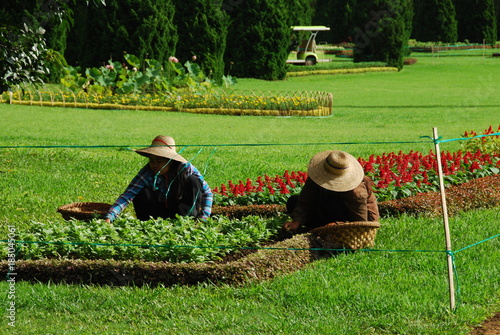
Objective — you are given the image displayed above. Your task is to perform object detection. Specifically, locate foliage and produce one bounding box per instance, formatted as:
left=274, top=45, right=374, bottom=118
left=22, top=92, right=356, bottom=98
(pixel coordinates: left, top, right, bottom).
left=0, top=0, right=106, bottom=93
left=213, top=170, right=307, bottom=206
left=360, top=149, right=499, bottom=201
left=455, top=0, right=498, bottom=45
left=0, top=232, right=313, bottom=287
left=40, top=49, right=68, bottom=84
left=0, top=24, right=49, bottom=93
left=60, top=54, right=218, bottom=95
left=312, top=0, right=357, bottom=43
left=462, top=125, right=500, bottom=156
left=412, top=0, right=457, bottom=43
left=9, top=215, right=286, bottom=262
left=173, top=0, right=229, bottom=83
left=4, top=86, right=330, bottom=117
left=65, top=0, right=177, bottom=69
left=224, top=0, right=290, bottom=80
left=352, top=0, right=413, bottom=70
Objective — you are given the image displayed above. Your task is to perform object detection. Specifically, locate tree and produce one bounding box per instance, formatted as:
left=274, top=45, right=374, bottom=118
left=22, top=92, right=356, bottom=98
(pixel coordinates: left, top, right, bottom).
left=412, top=0, right=457, bottom=43
left=454, top=0, right=497, bottom=45
left=496, top=0, right=500, bottom=39
left=352, top=0, right=413, bottom=70
left=65, top=0, right=177, bottom=68
left=283, top=0, right=315, bottom=27
left=174, top=1, right=229, bottom=82
left=313, top=0, right=358, bottom=43
left=224, top=0, right=290, bottom=80
left=0, top=0, right=105, bottom=92
left=0, top=25, right=48, bottom=93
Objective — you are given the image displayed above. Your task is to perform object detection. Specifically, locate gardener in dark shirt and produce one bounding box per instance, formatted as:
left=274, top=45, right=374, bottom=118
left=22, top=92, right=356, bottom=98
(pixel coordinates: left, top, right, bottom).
left=104, top=135, right=212, bottom=222
left=282, top=150, right=379, bottom=233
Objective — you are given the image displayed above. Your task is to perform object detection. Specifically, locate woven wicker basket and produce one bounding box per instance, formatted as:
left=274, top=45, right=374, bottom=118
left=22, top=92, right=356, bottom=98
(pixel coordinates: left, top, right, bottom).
left=57, top=202, right=111, bottom=221
left=310, top=221, right=381, bottom=250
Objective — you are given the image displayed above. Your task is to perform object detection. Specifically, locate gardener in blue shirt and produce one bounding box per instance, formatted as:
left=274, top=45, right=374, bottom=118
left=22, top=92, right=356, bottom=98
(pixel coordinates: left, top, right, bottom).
left=104, top=135, right=213, bottom=222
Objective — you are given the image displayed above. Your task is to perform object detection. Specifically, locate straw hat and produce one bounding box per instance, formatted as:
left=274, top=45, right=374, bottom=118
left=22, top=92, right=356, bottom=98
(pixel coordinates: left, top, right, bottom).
left=135, top=135, right=187, bottom=163
left=307, top=150, right=364, bottom=192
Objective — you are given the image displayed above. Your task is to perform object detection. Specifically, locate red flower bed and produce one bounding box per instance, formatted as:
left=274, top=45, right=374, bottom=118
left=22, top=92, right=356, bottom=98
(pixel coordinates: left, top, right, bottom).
left=213, top=175, right=500, bottom=219
left=213, top=149, right=499, bottom=204
left=213, top=170, right=307, bottom=197
left=212, top=126, right=500, bottom=211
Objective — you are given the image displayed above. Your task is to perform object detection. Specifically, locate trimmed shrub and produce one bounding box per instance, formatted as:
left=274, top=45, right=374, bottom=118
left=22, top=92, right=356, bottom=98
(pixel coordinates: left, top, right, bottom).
left=224, top=0, right=290, bottom=80
left=65, top=0, right=177, bottom=68
left=352, top=0, right=413, bottom=70
left=455, top=0, right=498, bottom=45
left=412, top=0, right=458, bottom=43
left=312, top=0, right=357, bottom=43
left=173, top=1, right=229, bottom=83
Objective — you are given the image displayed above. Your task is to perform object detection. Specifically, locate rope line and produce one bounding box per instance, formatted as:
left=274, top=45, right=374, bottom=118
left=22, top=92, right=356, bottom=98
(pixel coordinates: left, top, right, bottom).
left=0, top=140, right=433, bottom=149
left=0, top=238, right=494, bottom=254
left=0, top=132, right=497, bottom=149
left=453, top=233, right=500, bottom=254
left=436, top=132, right=500, bottom=144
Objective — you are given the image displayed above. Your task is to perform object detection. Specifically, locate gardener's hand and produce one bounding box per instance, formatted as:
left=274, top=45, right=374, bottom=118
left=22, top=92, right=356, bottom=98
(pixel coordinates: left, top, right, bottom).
left=104, top=218, right=111, bottom=223
left=282, top=221, right=300, bottom=231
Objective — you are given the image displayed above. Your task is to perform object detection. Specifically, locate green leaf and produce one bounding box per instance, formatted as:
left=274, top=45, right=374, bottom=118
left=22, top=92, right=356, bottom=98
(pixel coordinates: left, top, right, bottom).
left=125, top=54, right=141, bottom=69
left=86, top=67, right=102, bottom=80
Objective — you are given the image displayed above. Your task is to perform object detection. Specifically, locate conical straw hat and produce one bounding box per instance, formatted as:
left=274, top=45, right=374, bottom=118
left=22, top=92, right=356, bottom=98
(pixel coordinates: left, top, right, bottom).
left=307, top=150, right=364, bottom=192
left=135, top=135, right=187, bottom=163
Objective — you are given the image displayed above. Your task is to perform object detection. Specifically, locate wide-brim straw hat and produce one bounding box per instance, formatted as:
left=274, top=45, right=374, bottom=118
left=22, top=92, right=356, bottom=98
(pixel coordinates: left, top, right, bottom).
left=135, top=135, right=187, bottom=163
left=307, top=150, right=364, bottom=192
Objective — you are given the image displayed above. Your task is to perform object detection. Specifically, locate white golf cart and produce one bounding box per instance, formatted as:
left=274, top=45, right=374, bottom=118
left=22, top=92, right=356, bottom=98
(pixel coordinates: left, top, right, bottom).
left=287, top=26, right=331, bottom=66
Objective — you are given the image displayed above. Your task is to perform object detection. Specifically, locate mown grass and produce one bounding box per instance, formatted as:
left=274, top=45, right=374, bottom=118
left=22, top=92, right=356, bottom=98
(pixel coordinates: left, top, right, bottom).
left=2, top=208, right=499, bottom=334
left=1, top=52, right=499, bottom=334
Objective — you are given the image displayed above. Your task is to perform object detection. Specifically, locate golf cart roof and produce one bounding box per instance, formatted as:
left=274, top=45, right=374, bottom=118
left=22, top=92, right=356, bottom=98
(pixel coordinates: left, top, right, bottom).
left=291, top=26, right=330, bottom=31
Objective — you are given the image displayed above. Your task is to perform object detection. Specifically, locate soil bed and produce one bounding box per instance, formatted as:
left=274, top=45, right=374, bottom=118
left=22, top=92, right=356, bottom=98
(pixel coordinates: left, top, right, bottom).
left=470, top=312, right=500, bottom=334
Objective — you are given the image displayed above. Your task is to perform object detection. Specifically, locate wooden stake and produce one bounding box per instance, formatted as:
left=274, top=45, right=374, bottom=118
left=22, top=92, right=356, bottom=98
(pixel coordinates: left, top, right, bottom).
left=433, top=127, right=456, bottom=311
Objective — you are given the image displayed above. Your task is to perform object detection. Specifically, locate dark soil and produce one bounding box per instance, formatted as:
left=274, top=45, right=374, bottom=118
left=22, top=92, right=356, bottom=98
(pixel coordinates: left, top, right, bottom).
left=470, top=312, right=500, bottom=334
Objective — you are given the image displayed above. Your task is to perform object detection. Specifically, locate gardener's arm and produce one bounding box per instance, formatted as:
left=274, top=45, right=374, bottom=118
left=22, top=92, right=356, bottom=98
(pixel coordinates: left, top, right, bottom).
left=188, top=163, right=213, bottom=220
left=104, top=166, right=150, bottom=222
left=283, top=178, right=318, bottom=231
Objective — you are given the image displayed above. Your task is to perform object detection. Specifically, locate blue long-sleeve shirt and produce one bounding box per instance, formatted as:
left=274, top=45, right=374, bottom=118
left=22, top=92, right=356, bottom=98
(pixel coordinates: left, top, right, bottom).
left=105, top=162, right=212, bottom=221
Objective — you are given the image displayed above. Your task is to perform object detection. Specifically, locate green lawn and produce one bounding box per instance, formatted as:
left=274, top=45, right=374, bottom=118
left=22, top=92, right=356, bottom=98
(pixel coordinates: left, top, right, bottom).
left=1, top=52, right=499, bottom=334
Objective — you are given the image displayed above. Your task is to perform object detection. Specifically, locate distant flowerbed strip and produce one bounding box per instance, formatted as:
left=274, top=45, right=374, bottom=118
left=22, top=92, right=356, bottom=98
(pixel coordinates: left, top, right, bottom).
left=287, top=67, right=399, bottom=77
left=2, top=88, right=333, bottom=117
